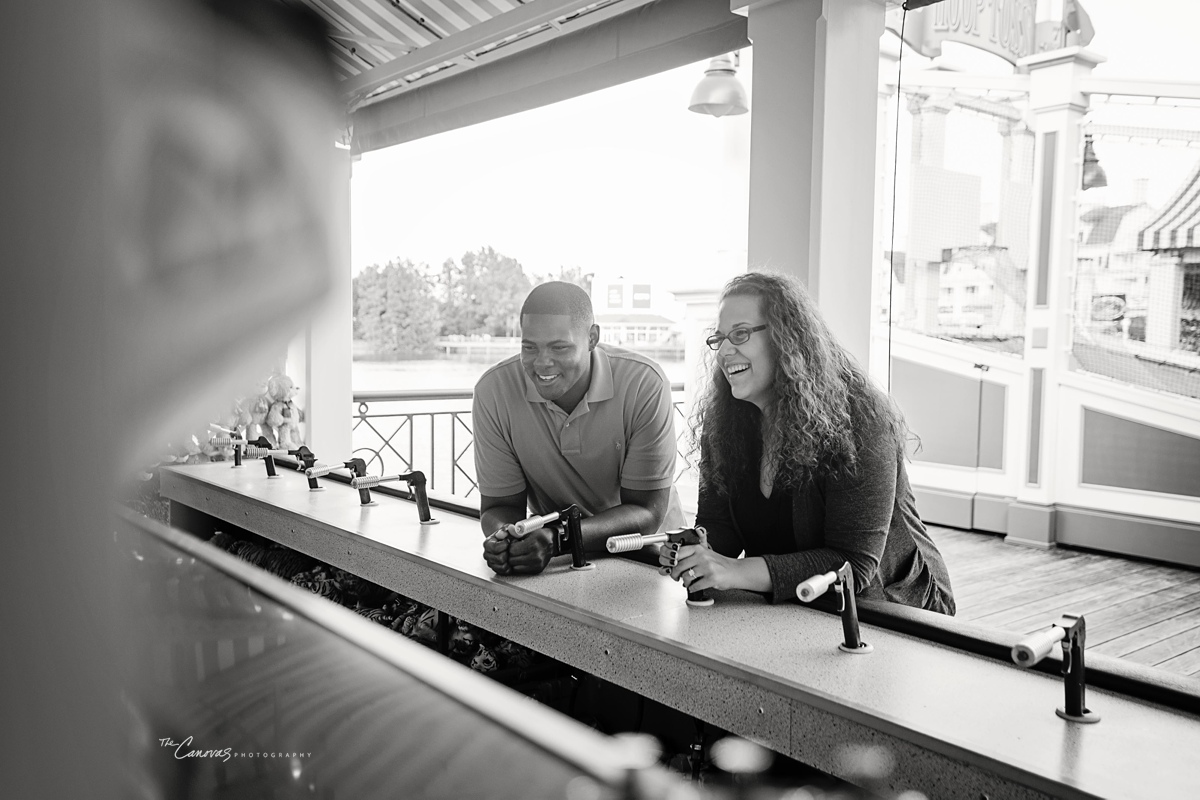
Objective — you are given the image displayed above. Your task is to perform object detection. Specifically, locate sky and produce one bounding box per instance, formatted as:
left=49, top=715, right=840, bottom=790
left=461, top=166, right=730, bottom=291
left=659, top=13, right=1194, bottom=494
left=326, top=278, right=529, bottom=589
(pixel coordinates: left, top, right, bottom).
left=349, top=0, right=1200, bottom=287
left=349, top=54, right=752, bottom=289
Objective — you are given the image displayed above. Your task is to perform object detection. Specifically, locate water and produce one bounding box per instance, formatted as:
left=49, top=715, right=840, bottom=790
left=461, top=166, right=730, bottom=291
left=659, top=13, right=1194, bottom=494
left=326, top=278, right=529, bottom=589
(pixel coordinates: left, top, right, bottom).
left=352, top=357, right=689, bottom=392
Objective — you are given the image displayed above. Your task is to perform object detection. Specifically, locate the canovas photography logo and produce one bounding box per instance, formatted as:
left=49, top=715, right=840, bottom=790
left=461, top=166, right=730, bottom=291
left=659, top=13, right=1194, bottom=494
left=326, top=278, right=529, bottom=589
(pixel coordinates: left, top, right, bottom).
left=159, top=736, right=312, bottom=763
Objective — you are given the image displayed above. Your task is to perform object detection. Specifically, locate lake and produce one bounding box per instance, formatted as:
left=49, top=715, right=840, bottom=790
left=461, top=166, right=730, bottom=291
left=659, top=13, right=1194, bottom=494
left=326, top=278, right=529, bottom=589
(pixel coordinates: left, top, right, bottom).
left=352, top=357, right=690, bottom=392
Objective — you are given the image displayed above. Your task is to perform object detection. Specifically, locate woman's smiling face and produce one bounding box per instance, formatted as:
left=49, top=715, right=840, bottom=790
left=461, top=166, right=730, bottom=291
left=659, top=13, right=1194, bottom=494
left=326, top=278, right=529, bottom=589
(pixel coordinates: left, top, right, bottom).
left=715, top=293, right=775, bottom=411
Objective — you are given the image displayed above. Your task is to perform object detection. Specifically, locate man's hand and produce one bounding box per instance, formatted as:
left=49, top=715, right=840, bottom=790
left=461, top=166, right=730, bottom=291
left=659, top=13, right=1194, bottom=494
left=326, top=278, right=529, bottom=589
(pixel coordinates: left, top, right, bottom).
left=505, top=526, right=556, bottom=574
left=483, top=528, right=513, bottom=574
left=480, top=491, right=532, bottom=575
left=484, top=521, right=556, bottom=575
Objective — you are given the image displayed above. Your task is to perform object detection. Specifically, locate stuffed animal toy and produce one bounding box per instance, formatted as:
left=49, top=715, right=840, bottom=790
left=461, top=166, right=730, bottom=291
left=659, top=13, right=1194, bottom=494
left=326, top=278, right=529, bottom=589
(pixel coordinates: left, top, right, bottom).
left=264, top=373, right=303, bottom=448
left=447, top=618, right=478, bottom=660
left=274, top=403, right=303, bottom=450
left=469, top=643, right=499, bottom=674
left=246, top=395, right=270, bottom=443
left=225, top=399, right=252, bottom=442
left=494, top=639, right=536, bottom=671
left=413, top=607, right=439, bottom=645
left=397, top=613, right=417, bottom=637
left=266, top=401, right=285, bottom=431
left=181, top=434, right=206, bottom=465
left=266, top=373, right=298, bottom=405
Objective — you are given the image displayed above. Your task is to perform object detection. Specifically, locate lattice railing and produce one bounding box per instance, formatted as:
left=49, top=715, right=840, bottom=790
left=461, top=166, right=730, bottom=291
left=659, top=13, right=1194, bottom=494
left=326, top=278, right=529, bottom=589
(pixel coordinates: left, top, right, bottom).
left=352, top=385, right=690, bottom=502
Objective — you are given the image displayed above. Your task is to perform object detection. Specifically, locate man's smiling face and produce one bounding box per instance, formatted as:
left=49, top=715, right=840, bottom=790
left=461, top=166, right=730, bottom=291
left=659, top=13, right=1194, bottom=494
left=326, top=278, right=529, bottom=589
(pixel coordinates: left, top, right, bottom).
left=520, top=314, right=596, bottom=406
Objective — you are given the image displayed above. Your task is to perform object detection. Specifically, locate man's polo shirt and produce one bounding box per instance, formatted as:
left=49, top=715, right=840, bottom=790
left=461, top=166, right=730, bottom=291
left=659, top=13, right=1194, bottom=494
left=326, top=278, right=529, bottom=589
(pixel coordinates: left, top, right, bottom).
left=472, top=344, right=684, bottom=531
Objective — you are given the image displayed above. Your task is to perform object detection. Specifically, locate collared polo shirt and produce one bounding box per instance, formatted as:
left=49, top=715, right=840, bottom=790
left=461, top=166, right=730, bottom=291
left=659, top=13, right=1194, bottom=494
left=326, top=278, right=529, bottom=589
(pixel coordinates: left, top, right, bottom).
left=472, top=344, right=684, bottom=531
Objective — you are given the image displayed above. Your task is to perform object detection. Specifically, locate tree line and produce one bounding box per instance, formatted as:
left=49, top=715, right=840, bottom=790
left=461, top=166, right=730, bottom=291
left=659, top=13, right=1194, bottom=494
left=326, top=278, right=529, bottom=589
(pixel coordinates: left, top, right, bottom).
left=353, top=246, right=590, bottom=358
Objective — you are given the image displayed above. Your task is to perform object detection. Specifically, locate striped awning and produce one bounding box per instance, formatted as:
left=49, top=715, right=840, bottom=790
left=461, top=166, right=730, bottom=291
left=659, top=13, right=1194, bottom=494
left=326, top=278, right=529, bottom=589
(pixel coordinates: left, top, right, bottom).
left=293, top=0, right=750, bottom=153
left=304, top=0, right=644, bottom=105
left=1139, top=159, right=1200, bottom=251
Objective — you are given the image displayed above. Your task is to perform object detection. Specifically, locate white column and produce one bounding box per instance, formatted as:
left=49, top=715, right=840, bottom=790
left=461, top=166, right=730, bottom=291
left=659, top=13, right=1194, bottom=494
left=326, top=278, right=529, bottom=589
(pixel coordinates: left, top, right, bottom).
left=1145, top=255, right=1184, bottom=350
left=669, top=287, right=721, bottom=521
left=671, top=288, right=721, bottom=412
left=288, top=149, right=353, bottom=459
left=738, top=0, right=884, bottom=367
left=1007, top=47, right=1103, bottom=547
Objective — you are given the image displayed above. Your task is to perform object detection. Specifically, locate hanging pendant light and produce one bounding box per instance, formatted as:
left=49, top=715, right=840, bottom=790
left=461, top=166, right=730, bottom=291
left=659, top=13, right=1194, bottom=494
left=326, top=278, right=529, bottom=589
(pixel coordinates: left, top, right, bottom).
left=1082, top=134, right=1107, bottom=190
left=688, top=52, right=749, bottom=118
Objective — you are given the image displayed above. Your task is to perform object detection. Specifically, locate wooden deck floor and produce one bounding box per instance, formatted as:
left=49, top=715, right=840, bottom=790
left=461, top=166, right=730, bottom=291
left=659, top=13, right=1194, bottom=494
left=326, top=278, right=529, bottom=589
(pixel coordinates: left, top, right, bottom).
left=927, top=525, right=1200, bottom=680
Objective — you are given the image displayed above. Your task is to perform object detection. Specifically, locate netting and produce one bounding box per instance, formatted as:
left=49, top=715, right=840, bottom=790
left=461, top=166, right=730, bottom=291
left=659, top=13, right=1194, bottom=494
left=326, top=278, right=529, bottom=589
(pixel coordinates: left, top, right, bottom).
left=877, top=84, right=1032, bottom=356
left=1069, top=95, right=1200, bottom=400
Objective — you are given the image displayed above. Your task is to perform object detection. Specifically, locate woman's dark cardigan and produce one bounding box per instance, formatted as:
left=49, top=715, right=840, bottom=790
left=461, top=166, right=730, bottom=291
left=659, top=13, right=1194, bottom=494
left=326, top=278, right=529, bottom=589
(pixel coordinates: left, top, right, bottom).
left=696, top=415, right=956, bottom=614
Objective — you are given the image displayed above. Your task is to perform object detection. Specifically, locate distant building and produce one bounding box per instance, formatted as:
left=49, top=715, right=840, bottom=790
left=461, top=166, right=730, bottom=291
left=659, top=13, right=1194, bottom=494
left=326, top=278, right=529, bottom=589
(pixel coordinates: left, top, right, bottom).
left=595, top=313, right=677, bottom=346
left=589, top=272, right=681, bottom=348
left=1076, top=201, right=1157, bottom=332
left=1138, top=163, right=1200, bottom=354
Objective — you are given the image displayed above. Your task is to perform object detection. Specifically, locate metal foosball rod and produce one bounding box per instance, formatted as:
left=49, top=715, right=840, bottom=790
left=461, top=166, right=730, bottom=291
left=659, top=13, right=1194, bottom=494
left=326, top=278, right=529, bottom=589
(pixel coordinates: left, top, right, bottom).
left=305, top=458, right=371, bottom=501
left=208, top=428, right=247, bottom=467
left=606, top=528, right=713, bottom=607
left=349, top=471, right=438, bottom=524
left=1011, top=612, right=1100, bottom=723
left=288, top=446, right=319, bottom=487
left=234, top=438, right=320, bottom=481
left=796, top=562, right=872, bottom=654
left=500, top=506, right=593, bottom=571
left=241, top=436, right=299, bottom=478
left=557, top=505, right=591, bottom=571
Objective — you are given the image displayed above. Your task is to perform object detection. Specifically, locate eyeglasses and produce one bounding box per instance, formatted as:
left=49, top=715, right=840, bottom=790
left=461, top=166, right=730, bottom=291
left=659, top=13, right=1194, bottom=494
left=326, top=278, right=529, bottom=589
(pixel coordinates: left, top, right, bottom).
left=705, top=325, right=767, bottom=350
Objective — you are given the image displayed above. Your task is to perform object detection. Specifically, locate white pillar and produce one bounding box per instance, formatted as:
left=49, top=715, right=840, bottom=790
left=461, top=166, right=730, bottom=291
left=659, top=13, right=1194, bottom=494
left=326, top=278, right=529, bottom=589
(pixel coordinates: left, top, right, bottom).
left=911, top=261, right=942, bottom=335
left=288, top=149, right=353, bottom=459
left=738, top=0, right=884, bottom=367
left=671, top=288, right=721, bottom=410
left=1007, top=47, right=1103, bottom=547
left=1146, top=255, right=1184, bottom=350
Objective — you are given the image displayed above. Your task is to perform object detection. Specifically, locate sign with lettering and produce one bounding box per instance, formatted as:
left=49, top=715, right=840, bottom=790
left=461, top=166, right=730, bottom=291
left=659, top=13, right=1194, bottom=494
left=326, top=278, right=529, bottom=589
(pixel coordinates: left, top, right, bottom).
left=607, top=284, right=623, bottom=308
left=886, top=0, right=1092, bottom=66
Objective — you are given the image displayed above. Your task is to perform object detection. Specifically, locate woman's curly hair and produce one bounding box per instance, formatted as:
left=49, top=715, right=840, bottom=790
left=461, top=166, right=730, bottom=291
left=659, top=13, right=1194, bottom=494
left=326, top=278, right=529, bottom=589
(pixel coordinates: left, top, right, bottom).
left=690, top=271, right=909, bottom=498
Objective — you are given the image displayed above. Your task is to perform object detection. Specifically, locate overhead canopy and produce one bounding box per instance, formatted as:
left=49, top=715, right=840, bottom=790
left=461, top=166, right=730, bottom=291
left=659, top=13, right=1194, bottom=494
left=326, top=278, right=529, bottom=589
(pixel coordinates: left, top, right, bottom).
left=1140, top=160, right=1200, bottom=251
left=295, top=0, right=749, bottom=154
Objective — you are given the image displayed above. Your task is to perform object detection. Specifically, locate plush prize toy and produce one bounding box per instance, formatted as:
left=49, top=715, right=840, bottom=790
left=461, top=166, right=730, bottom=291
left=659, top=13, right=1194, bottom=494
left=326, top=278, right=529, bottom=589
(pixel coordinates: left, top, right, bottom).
left=246, top=395, right=270, bottom=443
left=266, top=401, right=303, bottom=450
left=265, top=373, right=303, bottom=449
left=181, top=434, right=205, bottom=465
left=223, top=399, right=253, bottom=446
left=413, top=607, right=439, bottom=645
left=493, top=639, right=536, bottom=671
left=469, top=643, right=499, bottom=674
left=447, top=618, right=479, bottom=660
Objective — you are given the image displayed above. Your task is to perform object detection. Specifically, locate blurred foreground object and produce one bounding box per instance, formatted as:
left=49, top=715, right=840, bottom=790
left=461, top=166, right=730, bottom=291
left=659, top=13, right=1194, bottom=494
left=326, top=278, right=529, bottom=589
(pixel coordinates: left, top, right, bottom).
left=1, top=0, right=340, bottom=795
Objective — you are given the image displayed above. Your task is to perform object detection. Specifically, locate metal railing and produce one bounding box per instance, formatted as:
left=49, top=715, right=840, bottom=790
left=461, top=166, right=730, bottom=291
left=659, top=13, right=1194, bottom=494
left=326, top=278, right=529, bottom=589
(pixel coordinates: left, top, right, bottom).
left=352, top=384, right=691, bottom=501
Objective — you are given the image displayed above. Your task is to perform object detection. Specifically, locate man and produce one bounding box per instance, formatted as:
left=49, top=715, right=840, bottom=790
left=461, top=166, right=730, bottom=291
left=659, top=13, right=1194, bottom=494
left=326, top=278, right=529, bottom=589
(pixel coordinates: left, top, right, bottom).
left=473, top=281, right=685, bottom=574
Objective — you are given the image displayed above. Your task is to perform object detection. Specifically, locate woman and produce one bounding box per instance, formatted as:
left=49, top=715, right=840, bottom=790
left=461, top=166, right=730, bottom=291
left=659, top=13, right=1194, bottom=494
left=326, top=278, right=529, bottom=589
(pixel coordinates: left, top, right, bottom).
left=662, top=272, right=954, bottom=614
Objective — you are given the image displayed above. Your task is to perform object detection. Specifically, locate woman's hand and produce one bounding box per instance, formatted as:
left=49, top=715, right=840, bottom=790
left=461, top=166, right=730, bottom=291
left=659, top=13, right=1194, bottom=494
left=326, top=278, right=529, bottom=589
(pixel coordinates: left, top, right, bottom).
left=656, top=542, right=744, bottom=593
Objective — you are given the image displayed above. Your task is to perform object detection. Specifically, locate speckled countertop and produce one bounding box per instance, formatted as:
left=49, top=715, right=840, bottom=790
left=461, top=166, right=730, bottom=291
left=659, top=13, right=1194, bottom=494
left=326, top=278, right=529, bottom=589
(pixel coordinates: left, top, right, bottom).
left=160, top=462, right=1200, bottom=800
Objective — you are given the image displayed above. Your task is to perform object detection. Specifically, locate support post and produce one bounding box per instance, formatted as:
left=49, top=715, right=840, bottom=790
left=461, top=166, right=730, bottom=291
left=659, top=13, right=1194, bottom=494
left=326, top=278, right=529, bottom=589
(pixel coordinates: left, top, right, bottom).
left=288, top=149, right=354, bottom=459
left=737, top=0, right=884, bottom=367
left=1007, top=47, right=1104, bottom=548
